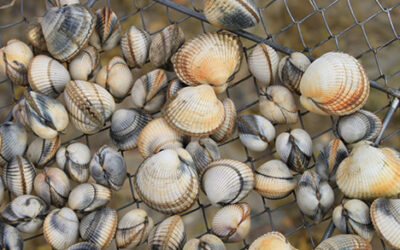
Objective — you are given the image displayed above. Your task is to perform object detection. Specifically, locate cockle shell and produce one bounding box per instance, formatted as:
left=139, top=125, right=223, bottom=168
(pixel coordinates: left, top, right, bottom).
left=336, top=141, right=400, bottom=199
left=200, top=159, right=254, bottom=206
left=183, top=234, right=225, bottom=250
left=0, top=39, right=33, bottom=86
left=43, top=207, right=79, bottom=249
left=68, top=183, right=111, bottom=213
left=237, top=114, right=275, bottom=152
left=3, top=156, right=36, bottom=197
left=90, top=7, right=121, bottom=51
left=315, top=234, right=372, bottom=250
left=278, top=52, right=311, bottom=94
left=67, top=242, right=99, bottom=250
left=211, top=98, right=237, bottom=142
left=148, top=215, right=186, bottom=250
left=110, top=108, right=151, bottom=150
left=259, top=85, right=298, bottom=124
left=186, top=137, right=220, bottom=174
left=0, top=179, right=4, bottom=206
left=28, top=55, right=71, bottom=97
left=163, top=85, right=225, bottom=136
left=249, top=231, right=295, bottom=250
left=332, top=199, right=374, bottom=241
left=315, top=138, right=348, bottom=182
left=64, top=80, right=115, bottom=134
left=45, top=0, right=80, bottom=8
left=41, top=5, right=95, bottom=62
left=0, top=122, right=27, bottom=166
left=120, top=25, right=151, bottom=68
left=56, top=142, right=91, bottom=183
left=0, top=223, right=23, bottom=250
left=333, top=109, right=382, bottom=144
left=69, top=46, right=100, bottom=82
left=26, top=136, right=61, bottom=168
left=248, top=43, right=279, bottom=87
left=116, top=209, right=154, bottom=248
left=137, top=117, right=186, bottom=159
left=275, top=129, right=312, bottom=173
left=299, top=52, right=369, bottom=116
left=131, top=69, right=168, bottom=113
left=80, top=207, right=117, bottom=248
left=27, top=23, right=47, bottom=52
left=296, top=170, right=334, bottom=223
left=254, top=160, right=297, bottom=199
left=211, top=203, right=251, bottom=242
left=149, top=24, right=185, bottom=68
left=172, top=32, right=242, bottom=94
left=167, top=78, right=186, bottom=99
left=11, top=99, right=29, bottom=128
left=135, top=149, right=199, bottom=214
left=34, top=167, right=70, bottom=207
left=1, top=195, right=49, bottom=234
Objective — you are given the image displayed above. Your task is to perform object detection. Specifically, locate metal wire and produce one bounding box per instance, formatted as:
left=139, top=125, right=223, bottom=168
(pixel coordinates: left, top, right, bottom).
left=0, top=0, right=399, bottom=249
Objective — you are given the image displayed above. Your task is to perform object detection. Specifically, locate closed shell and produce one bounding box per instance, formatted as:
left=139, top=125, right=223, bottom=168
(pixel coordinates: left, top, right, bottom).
left=211, top=98, right=237, bottom=142
left=0, top=223, right=23, bottom=250
left=67, top=242, right=99, bottom=250
left=90, top=7, right=121, bottom=51
left=148, top=215, right=186, bottom=250
left=248, top=43, right=279, bottom=87
left=26, top=136, right=61, bottom=168
left=120, top=25, right=151, bottom=68
left=278, top=52, right=311, bottom=94
left=11, top=100, right=29, bottom=128
left=249, top=231, right=295, bottom=250
left=237, top=114, right=275, bottom=152
left=34, top=167, right=70, bottom=207
left=27, top=23, right=47, bottom=52
left=68, top=183, right=111, bottom=213
left=315, top=138, right=348, bottom=182
left=183, top=234, right=225, bottom=250
left=0, top=122, right=27, bottom=167
left=315, top=234, right=372, bottom=250
left=56, top=142, right=91, bottom=183
left=46, top=0, right=80, bottom=8
left=186, top=137, right=220, bottom=174
left=167, top=78, right=186, bottom=99
left=3, top=155, right=36, bottom=197
left=69, top=46, right=100, bottom=82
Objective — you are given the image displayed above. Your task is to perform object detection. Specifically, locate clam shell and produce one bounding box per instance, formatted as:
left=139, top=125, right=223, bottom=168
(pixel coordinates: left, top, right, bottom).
left=163, top=85, right=225, bottom=136
left=248, top=43, right=279, bottom=87
left=183, top=234, right=225, bottom=250
left=211, top=98, right=237, bottom=142
left=110, top=108, right=151, bottom=150
left=26, top=135, right=61, bottom=168
left=135, top=149, right=199, bottom=214
left=315, top=138, right=348, bottom=182
left=278, top=52, right=311, bottom=94
left=254, top=159, right=297, bottom=199
left=0, top=223, right=23, bottom=250
left=315, top=234, right=372, bottom=250
left=120, top=25, right=151, bottom=68
left=90, top=7, right=121, bottom=51
left=0, top=122, right=27, bottom=167
left=41, top=5, right=95, bottom=62
left=67, top=242, right=99, bottom=250
left=249, top=231, right=295, bottom=250
left=200, top=159, right=254, bottom=206
left=46, top=0, right=80, bottom=8
left=211, top=203, right=251, bottom=242
left=3, top=155, right=36, bottom=197
left=68, top=183, right=111, bottom=213
left=11, top=99, right=29, bottom=128
left=299, top=52, right=369, bottom=116
left=336, top=141, right=400, bottom=199
left=56, top=142, right=91, bottom=183
left=167, top=78, right=186, bottom=99
left=80, top=207, right=117, bottom=248
left=34, top=167, right=70, bottom=207
left=69, top=46, right=100, bottom=82
left=148, top=215, right=186, bottom=250
left=27, top=23, right=47, bottom=52
left=237, top=114, right=275, bottom=152
left=116, top=209, right=154, bottom=248
left=43, top=208, right=79, bottom=249
left=64, top=80, right=115, bottom=134
left=186, top=137, right=220, bottom=174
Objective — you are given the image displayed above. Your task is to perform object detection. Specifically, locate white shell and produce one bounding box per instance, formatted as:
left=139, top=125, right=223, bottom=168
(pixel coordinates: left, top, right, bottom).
left=248, top=43, right=279, bottom=87
left=120, top=26, right=151, bottom=68
left=56, top=142, right=91, bottom=183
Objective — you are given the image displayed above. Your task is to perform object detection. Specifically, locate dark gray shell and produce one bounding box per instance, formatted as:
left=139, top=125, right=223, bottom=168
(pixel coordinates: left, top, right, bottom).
left=315, top=138, right=348, bottom=182
left=0, top=122, right=27, bottom=167
left=67, top=242, right=100, bottom=250
left=3, top=155, right=36, bottom=197
left=186, top=137, right=220, bottom=174
left=278, top=52, right=311, bottom=94
left=90, top=7, right=121, bottom=51
left=0, top=223, right=23, bottom=250
left=148, top=215, right=186, bottom=250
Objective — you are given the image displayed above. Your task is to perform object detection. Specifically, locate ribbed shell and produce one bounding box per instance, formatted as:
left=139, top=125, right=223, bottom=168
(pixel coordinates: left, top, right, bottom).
left=11, top=99, right=29, bottom=128
left=315, top=234, right=372, bottom=250
left=183, top=234, right=225, bottom=250
left=248, top=43, right=279, bottom=87
left=56, top=142, right=91, bottom=183
left=336, top=141, right=400, bottom=199
left=27, top=23, right=47, bottom=52
left=135, top=149, right=199, bottom=214
left=120, top=26, right=151, bottom=68
left=0, top=223, right=23, bottom=250
left=186, top=137, right=221, bottom=174
left=69, top=46, right=100, bottom=82
left=200, top=159, right=254, bottom=206
left=45, top=0, right=80, bottom=8
left=0, top=122, right=27, bottom=167
left=315, top=138, right=348, bottom=182
left=90, top=7, right=121, bottom=51
left=68, top=183, right=111, bottom=213
left=64, top=80, right=115, bottom=134
left=249, top=232, right=295, bottom=250
left=148, top=215, right=186, bottom=250
left=3, top=156, right=36, bottom=197
left=211, top=98, right=237, bottom=142
left=278, top=52, right=311, bottom=94
left=41, top=5, right=95, bottom=62
left=26, top=136, right=61, bottom=168
left=299, top=52, right=369, bottom=116
left=0, top=179, right=4, bottom=206
left=163, top=85, right=225, bottom=136
left=34, top=167, right=70, bottom=207
left=67, top=242, right=99, bottom=250
left=167, top=78, right=186, bottom=99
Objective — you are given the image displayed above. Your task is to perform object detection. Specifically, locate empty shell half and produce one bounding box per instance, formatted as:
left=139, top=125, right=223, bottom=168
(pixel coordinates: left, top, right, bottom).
left=68, top=183, right=111, bottom=213
left=120, top=25, right=151, bottom=68
left=56, top=142, right=91, bottom=183
left=148, top=215, right=186, bottom=250
left=248, top=43, right=279, bottom=87
left=315, top=234, right=372, bottom=250
left=90, top=7, right=121, bottom=51
left=183, top=234, right=225, bottom=250
left=3, top=155, right=36, bottom=197
left=0, top=122, right=27, bottom=167
left=26, top=136, right=61, bottom=168
left=249, top=232, right=295, bottom=250
left=69, top=46, right=100, bottom=82
left=211, top=98, right=237, bottom=142
left=186, top=137, right=221, bottom=174
left=0, top=223, right=23, bottom=250
left=278, top=52, right=311, bottom=94
left=237, top=114, right=275, bottom=152
left=34, top=167, right=70, bottom=207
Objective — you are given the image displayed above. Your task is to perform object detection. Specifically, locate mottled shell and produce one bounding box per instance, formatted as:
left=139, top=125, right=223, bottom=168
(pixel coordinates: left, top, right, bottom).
left=278, top=52, right=311, bottom=94
left=41, top=5, right=95, bottom=62
left=315, top=138, right=348, bottom=182
left=68, top=183, right=111, bottom=213
left=259, top=85, right=298, bottom=124
left=90, top=7, right=121, bottom=51
left=135, top=149, right=199, bottom=214
left=172, top=32, right=242, bottom=94
left=0, top=223, right=23, bottom=250
left=296, top=170, right=334, bottom=223
left=56, top=142, right=91, bottom=183
left=148, top=215, right=186, bottom=250
left=237, top=114, right=276, bottom=152
left=315, top=234, right=372, bottom=250
left=26, top=136, right=60, bottom=168
left=34, top=167, right=70, bottom=207
left=69, top=46, right=100, bottom=82
left=43, top=208, right=79, bottom=249
left=200, top=159, right=254, bottom=206
left=336, top=141, right=400, bottom=199
left=80, top=207, right=117, bottom=248
left=275, top=129, right=312, bottom=173
left=64, top=80, right=115, bottom=134
left=0, top=122, right=27, bottom=166
left=67, top=242, right=99, bottom=250
left=120, top=26, right=151, bottom=68
left=45, top=0, right=80, bottom=8
left=183, top=234, right=225, bottom=250
left=254, top=160, right=297, bottom=199
left=211, top=98, right=237, bottom=142
left=299, top=52, right=369, bottom=116
left=3, top=156, right=36, bottom=197
left=163, top=85, right=225, bottom=136
left=167, top=78, right=186, bottom=99
left=186, top=137, right=220, bottom=174
left=249, top=232, right=295, bottom=250
left=27, top=23, right=47, bottom=52
left=211, top=203, right=251, bottom=242
left=248, top=43, right=279, bottom=87
left=116, top=209, right=154, bottom=248
left=110, top=108, right=151, bottom=150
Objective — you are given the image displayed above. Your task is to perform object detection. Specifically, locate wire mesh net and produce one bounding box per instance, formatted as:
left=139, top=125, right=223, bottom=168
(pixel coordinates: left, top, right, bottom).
left=0, top=0, right=400, bottom=249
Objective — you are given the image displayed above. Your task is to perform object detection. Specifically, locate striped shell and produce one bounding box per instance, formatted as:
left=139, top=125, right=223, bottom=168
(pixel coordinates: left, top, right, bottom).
left=299, top=52, right=369, bottom=116
left=148, top=215, right=186, bottom=250
left=0, top=223, right=23, bottom=250
left=90, top=7, right=121, bottom=51
left=67, top=242, right=99, bottom=250
left=26, top=136, right=61, bottom=168
left=315, top=234, right=372, bottom=250
left=56, top=142, right=91, bottom=183
left=34, top=167, right=70, bottom=207
left=0, top=122, right=27, bottom=167
left=167, top=78, right=186, bottom=99
left=186, top=137, right=220, bottom=174
left=249, top=232, right=295, bottom=250
left=69, top=46, right=100, bottom=82
left=183, top=234, right=225, bottom=250
left=27, top=23, right=47, bottom=52
left=0, top=179, right=4, bottom=206
left=45, top=0, right=80, bottom=8
left=11, top=99, right=29, bottom=128
left=120, top=26, right=151, bottom=68
left=211, top=98, right=237, bottom=142
left=3, top=156, right=36, bottom=197
left=278, top=52, right=311, bottom=94
left=315, top=138, right=348, bottom=182
left=68, top=183, right=111, bottom=213
left=248, top=43, right=279, bottom=87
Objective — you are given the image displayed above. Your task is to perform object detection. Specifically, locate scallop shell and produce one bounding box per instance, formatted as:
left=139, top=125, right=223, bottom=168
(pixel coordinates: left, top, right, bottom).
left=172, top=32, right=242, bottom=94
left=110, top=108, right=152, bottom=150
left=64, top=80, right=115, bottom=134
left=315, top=234, right=372, bottom=250
left=120, top=25, right=151, bottom=68
left=148, top=215, right=186, bottom=250
left=46, top=0, right=80, bottom=8
left=278, top=52, right=311, bottom=94
left=259, top=85, right=298, bottom=124
left=275, top=129, right=312, bottom=173
left=69, top=46, right=100, bottom=82
left=0, top=223, right=23, bottom=250
left=27, top=23, right=47, bottom=52
left=186, top=137, right=220, bottom=174
left=116, top=209, right=154, bottom=248
left=67, top=242, right=99, bottom=250
left=12, top=99, right=29, bottom=128
left=249, top=231, right=295, bottom=250
left=336, top=140, right=400, bottom=199
left=248, top=43, right=279, bottom=87
left=90, top=7, right=121, bottom=51
left=28, top=55, right=71, bottom=97
left=183, top=234, right=225, bottom=250
left=0, top=122, right=27, bottom=167
left=3, top=155, right=36, bottom=197
left=315, top=138, right=348, bottom=182
left=237, top=114, right=276, bottom=152
left=135, top=149, right=199, bottom=214
left=163, top=85, right=225, bottom=136
left=211, top=98, right=237, bottom=143
left=200, top=159, right=254, bottom=206
left=41, top=5, right=95, bottom=62
left=26, top=136, right=61, bottom=168
left=56, top=142, right=91, bottom=183
left=296, top=170, right=334, bottom=223
left=43, top=208, right=79, bottom=249
left=211, top=203, right=251, bottom=242
left=68, top=183, right=111, bottom=213
left=167, top=78, right=186, bottom=99
left=34, top=167, right=70, bottom=207
left=254, top=160, right=297, bottom=199
left=299, top=52, right=369, bottom=116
